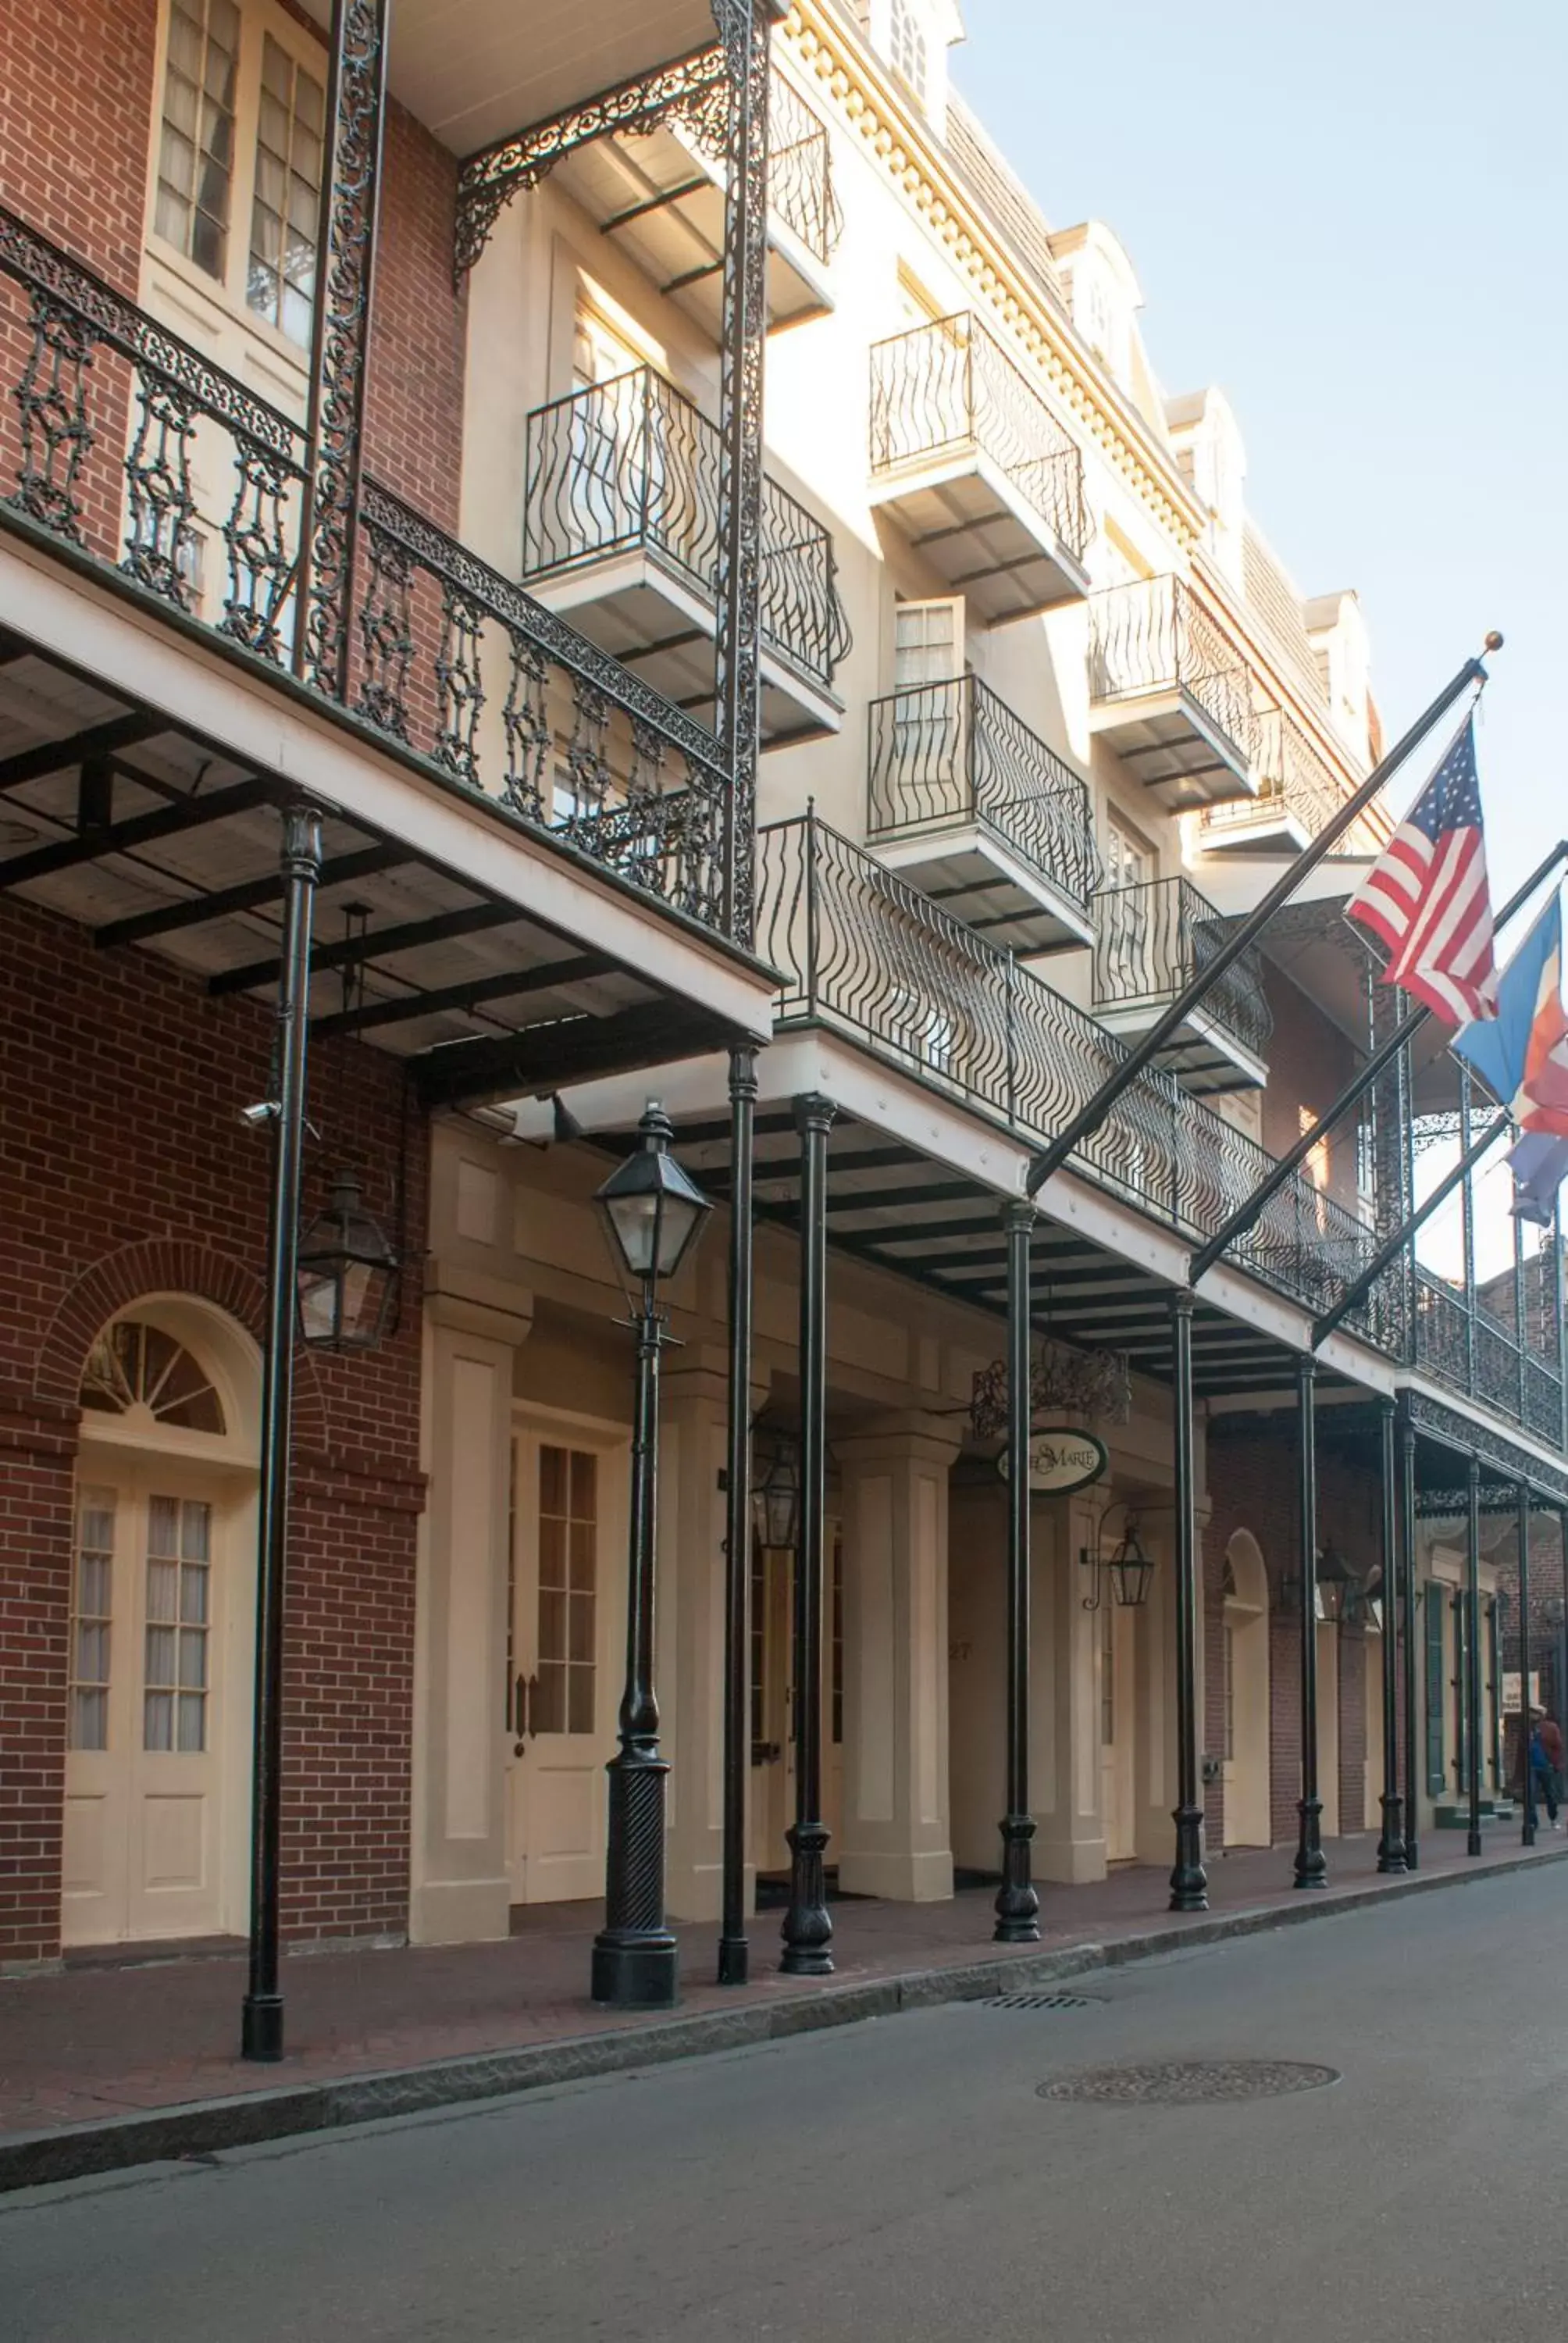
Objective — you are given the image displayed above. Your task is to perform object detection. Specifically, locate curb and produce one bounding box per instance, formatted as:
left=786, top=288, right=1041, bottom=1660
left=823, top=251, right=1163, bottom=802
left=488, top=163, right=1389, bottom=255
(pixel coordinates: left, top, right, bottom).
left=4, top=1841, right=1565, bottom=2194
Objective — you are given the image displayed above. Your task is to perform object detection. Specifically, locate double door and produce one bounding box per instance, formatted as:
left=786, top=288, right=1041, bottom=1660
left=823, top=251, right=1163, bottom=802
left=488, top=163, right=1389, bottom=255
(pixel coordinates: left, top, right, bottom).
left=62, top=1455, right=243, bottom=1945
left=748, top=1531, right=844, bottom=1880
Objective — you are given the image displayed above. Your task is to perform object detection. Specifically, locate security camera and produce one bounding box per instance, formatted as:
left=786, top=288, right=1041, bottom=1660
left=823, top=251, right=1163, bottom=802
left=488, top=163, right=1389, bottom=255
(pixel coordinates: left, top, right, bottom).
left=239, top=1100, right=280, bottom=1129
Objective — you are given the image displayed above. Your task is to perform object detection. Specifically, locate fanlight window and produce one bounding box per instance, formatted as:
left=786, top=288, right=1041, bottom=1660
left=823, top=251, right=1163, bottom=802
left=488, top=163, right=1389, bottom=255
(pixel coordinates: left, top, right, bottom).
left=80, top=1321, right=226, bottom=1435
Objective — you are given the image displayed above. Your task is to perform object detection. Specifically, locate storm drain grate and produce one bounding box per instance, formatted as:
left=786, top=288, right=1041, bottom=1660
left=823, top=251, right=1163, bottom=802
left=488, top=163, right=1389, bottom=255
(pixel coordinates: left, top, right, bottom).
left=1036, top=2059, right=1339, bottom=2104
left=987, top=1992, right=1102, bottom=2010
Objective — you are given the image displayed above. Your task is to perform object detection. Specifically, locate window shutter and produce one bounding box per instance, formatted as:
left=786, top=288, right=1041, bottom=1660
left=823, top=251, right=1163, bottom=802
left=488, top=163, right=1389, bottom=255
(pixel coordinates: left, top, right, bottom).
left=1424, top=1583, right=1445, bottom=1796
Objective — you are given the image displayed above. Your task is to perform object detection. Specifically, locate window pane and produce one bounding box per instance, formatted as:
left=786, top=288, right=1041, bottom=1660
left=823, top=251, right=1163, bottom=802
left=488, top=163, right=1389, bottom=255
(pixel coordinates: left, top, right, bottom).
left=148, top=1496, right=180, bottom=1558
left=539, top=1589, right=566, bottom=1665
left=177, top=1692, right=207, bottom=1753
left=248, top=39, right=322, bottom=348
left=73, top=1689, right=108, bottom=1752
left=568, top=1668, right=594, bottom=1736
left=568, top=1522, right=595, bottom=1593
left=144, top=1690, right=174, bottom=1752
left=180, top=1563, right=209, bottom=1623
left=178, top=1631, right=208, bottom=1689
left=146, top=1558, right=179, bottom=1624
left=568, top=1592, right=593, bottom=1664
left=538, top=1517, right=566, bottom=1592
left=157, top=0, right=234, bottom=276
left=145, top=1623, right=177, bottom=1685
left=181, top=1503, right=211, bottom=1564
left=569, top=1451, right=597, bottom=1519
left=533, top=1661, right=565, bottom=1735
left=540, top=1446, right=567, bottom=1515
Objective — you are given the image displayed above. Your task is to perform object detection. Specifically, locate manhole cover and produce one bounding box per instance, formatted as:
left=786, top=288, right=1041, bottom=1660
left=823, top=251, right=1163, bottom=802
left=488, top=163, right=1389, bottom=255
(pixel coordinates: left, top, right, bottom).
left=1035, top=2059, right=1338, bottom=2104
left=988, top=1992, right=1102, bottom=2010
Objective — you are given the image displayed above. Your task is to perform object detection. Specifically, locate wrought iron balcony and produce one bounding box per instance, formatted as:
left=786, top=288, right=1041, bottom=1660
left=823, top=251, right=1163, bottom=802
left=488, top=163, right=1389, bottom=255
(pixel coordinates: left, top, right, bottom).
left=536, top=64, right=842, bottom=337
left=1087, top=576, right=1258, bottom=807
left=868, top=312, right=1091, bottom=622
left=1416, top=1271, right=1567, bottom=1450
left=865, top=674, right=1099, bottom=953
left=1199, top=707, right=1350, bottom=855
left=522, top=366, right=850, bottom=747
left=0, top=203, right=744, bottom=941
left=1091, top=876, right=1272, bottom=1093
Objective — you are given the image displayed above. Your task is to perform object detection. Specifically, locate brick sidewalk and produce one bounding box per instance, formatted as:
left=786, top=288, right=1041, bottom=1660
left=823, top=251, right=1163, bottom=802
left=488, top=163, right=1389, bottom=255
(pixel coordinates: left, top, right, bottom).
left=2, top=1822, right=1561, bottom=2146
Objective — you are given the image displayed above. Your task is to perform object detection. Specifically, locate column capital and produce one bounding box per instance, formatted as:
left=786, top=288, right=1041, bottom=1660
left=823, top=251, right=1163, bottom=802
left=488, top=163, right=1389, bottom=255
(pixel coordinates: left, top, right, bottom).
left=835, top=1410, right=965, bottom=1471
left=793, top=1091, right=838, bottom=1136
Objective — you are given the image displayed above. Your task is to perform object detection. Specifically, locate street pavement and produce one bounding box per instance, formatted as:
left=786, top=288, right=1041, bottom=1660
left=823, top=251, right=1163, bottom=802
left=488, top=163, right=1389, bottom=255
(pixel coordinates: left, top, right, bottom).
left=7, top=1863, right=1568, bottom=2341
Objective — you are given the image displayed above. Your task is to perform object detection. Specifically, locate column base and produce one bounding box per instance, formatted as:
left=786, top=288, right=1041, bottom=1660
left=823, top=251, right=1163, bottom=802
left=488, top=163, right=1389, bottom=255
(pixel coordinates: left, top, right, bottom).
left=993, top=1812, right=1039, bottom=1944
left=1294, top=1795, right=1327, bottom=1888
left=1168, top=1803, right=1208, bottom=1912
left=836, top=1847, right=953, bottom=1903
left=780, top=1819, right=833, bottom=1976
left=1376, top=1796, right=1406, bottom=1876
left=241, top=1992, right=284, bottom=2063
left=716, top=1935, right=750, bottom=1986
left=590, top=1931, right=679, bottom=2009
left=408, top=1876, right=511, bottom=1945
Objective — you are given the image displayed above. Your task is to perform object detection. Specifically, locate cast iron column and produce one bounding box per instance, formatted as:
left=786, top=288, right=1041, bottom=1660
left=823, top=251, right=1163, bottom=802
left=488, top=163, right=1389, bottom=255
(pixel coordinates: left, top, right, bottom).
left=1293, top=1353, right=1327, bottom=1888
left=592, top=1243, right=678, bottom=2008
left=782, top=1093, right=836, bottom=1974
left=294, top=0, right=390, bottom=697
left=1399, top=1398, right=1420, bottom=1868
left=710, top=0, right=775, bottom=944
left=1517, top=1483, right=1534, bottom=1845
left=994, top=1200, right=1040, bottom=1942
left=718, top=1047, right=757, bottom=1985
left=241, top=803, right=323, bottom=2063
left=1376, top=1398, right=1406, bottom=1872
left=1169, top=1289, right=1207, bottom=1910
left=1465, top=1456, right=1484, bottom=1856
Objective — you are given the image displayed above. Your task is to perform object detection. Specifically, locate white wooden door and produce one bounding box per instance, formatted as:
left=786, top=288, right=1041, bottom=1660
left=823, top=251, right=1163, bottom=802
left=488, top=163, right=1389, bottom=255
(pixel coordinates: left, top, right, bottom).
left=506, top=1424, right=625, bottom=1905
left=748, top=1530, right=844, bottom=1876
left=1099, top=1596, right=1136, bottom=1860
left=62, top=1463, right=232, bottom=1945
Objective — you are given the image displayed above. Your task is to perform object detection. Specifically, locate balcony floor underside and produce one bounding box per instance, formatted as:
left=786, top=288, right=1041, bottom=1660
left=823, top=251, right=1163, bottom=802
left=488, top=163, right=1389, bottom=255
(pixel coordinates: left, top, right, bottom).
left=0, top=624, right=744, bottom=1110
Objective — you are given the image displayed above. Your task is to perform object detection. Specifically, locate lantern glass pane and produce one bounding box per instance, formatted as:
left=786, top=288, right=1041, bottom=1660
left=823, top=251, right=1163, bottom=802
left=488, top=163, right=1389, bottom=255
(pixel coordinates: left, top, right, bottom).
left=297, top=1264, right=339, bottom=1345
left=602, top=1190, right=661, bottom=1278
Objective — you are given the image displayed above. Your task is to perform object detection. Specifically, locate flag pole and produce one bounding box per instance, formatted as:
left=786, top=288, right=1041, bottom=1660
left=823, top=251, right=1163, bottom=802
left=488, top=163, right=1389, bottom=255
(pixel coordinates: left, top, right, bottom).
left=1188, top=836, right=1568, bottom=1286
left=1025, top=636, right=1501, bottom=1200
left=1310, top=1106, right=1512, bottom=1349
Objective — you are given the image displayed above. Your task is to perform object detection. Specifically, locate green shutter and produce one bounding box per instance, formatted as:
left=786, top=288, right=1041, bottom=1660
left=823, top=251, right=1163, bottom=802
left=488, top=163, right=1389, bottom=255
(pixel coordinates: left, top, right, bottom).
left=1425, top=1582, right=1446, bottom=1796
left=1453, top=1592, right=1470, bottom=1787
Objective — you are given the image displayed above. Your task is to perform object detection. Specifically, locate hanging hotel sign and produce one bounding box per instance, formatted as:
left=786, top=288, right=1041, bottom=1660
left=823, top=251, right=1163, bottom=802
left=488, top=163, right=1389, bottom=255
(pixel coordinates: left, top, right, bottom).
left=996, top=1428, right=1108, bottom=1494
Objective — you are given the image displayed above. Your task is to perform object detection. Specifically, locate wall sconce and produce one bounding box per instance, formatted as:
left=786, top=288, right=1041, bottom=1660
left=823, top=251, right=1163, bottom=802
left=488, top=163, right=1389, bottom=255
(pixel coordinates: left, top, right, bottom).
left=1081, top=1516, right=1154, bottom=1612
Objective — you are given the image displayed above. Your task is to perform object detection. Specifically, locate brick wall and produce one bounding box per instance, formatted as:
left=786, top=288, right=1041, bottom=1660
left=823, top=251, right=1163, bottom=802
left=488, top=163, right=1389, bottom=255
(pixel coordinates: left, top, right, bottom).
left=1205, top=1411, right=1381, bottom=1849
left=0, top=893, right=427, bottom=1963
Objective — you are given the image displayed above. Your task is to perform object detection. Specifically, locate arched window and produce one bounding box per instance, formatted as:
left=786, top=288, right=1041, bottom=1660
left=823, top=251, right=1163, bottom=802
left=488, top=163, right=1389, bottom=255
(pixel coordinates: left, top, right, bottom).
left=80, top=1319, right=226, bottom=1435
left=890, top=0, right=929, bottom=104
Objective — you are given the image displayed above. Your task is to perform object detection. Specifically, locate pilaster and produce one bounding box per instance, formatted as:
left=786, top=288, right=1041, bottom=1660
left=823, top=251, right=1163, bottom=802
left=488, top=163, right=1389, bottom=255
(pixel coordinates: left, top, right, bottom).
left=1033, top=1492, right=1110, bottom=1885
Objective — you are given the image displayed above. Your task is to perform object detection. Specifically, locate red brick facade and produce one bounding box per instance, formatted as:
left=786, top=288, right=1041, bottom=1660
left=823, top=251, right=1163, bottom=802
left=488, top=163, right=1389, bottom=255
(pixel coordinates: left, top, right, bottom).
left=0, top=894, right=428, bottom=1963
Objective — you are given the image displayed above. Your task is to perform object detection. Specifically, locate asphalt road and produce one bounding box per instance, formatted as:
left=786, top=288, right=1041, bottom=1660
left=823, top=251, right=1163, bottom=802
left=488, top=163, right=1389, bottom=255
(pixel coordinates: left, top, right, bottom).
left=8, top=1867, right=1568, bottom=2341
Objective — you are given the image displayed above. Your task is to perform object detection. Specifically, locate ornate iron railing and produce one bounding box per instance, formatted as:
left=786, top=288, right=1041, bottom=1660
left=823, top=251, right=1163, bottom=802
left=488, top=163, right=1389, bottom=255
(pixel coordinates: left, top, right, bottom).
left=0, top=202, right=740, bottom=938
left=1416, top=1269, right=1566, bottom=1446
left=1201, top=706, right=1345, bottom=843
left=868, top=312, right=1089, bottom=565
left=675, top=67, right=843, bottom=267
left=1088, top=576, right=1257, bottom=769
left=866, top=674, right=1099, bottom=910
left=1092, top=875, right=1273, bottom=1064
left=757, top=811, right=1396, bottom=1337
left=522, top=366, right=850, bottom=693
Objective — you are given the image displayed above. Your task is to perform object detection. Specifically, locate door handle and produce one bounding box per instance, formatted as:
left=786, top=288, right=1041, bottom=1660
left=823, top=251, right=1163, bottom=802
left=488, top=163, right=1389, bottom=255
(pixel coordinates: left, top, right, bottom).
left=751, top=1739, right=782, bottom=1766
left=513, top=1672, right=528, bottom=1757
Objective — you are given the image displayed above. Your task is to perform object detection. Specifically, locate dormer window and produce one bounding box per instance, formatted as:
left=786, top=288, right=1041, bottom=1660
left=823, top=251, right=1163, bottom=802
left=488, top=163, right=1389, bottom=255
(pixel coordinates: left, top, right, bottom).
left=890, top=0, right=929, bottom=103
left=872, top=0, right=961, bottom=135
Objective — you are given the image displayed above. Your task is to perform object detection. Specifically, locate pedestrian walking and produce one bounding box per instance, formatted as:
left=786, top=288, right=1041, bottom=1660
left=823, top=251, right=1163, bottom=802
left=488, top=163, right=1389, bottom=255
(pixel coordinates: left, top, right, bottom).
left=1527, top=1710, right=1562, bottom=1831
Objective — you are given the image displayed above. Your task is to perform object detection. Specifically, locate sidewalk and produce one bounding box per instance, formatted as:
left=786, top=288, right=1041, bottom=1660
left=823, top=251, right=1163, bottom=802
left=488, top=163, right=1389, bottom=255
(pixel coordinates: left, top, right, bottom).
left=2, top=1826, right=1563, bottom=2188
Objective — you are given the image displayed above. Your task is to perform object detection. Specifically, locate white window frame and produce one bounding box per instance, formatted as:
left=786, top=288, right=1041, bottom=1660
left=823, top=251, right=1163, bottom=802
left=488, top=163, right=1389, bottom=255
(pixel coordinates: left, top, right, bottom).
left=144, top=0, right=328, bottom=379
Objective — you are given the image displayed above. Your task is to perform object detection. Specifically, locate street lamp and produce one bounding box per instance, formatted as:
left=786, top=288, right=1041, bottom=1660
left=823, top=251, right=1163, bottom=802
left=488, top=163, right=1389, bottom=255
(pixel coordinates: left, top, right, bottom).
left=296, top=1172, right=399, bottom=1351
left=1317, top=1540, right=1360, bottom=1626
left=590, top=1103, right=713, bottom=2010
left=1081, top=1517, right=1156, bottom=1612
left=752, top=1430, right=801, bottom=1550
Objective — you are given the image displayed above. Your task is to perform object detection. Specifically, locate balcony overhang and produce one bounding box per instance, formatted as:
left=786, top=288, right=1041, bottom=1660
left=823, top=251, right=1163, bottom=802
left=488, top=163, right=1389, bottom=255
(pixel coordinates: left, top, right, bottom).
left=1088, top=687, right=1256, bottom=809
left=1094, top=997, right=1269, bottom=1097
left=0, top=531, right=773, bottom=1106
left=549, top=116, right=832, bottom=337
left=1196, top=798, right=1313, bottom=856
left=298, top=0, right=722, bottom=157
left=523, top=545, right=842, bottom=750
left=872, top=824, right=1095, bottom=956
left=868, top=450, right=1090, bottom=625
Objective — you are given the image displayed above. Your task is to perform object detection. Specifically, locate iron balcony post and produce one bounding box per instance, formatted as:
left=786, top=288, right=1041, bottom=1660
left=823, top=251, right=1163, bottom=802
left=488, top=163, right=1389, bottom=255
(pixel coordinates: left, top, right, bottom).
left=1399, top=1400, right=1420, bottom=1867
left=994, top=1200, right=1040, bottom=1942
left=295, top=0, right=390, bottom=697
left=1518, top=1483, right=1534, bottom=1845
left=1293, top=1353, right=1327, bottom=1889
left=1169, top=1289, right=1208, bottom=1910
left=1376, top=1398, right=1406, bottom=1872
left=1466, top=1456, right=1484, bottom=1856
left=718, top=1047, right=759, bottom=1985
left=804, top=802, right=821, bottom=1022
left=782, top=1092, right=836, bottom=1974
left=1515, top=1210, right=1528, bottom=1427
left=1460, top=1069, right=1477, bottom=1396
left=241, top=802, right=323, bottom=2063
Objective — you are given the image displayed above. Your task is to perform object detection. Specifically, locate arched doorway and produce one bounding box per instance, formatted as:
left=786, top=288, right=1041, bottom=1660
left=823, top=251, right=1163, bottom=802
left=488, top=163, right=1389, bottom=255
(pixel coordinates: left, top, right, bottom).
left=62, top=1301, right=259, bottom=1947
left=1222, top=1532, right=1271, bottom=1846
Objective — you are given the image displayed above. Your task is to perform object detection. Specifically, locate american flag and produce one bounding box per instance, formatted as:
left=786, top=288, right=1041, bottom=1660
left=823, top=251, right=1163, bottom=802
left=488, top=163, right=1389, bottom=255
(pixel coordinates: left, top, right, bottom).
left=1346, top=719, right=1499, bottom=1025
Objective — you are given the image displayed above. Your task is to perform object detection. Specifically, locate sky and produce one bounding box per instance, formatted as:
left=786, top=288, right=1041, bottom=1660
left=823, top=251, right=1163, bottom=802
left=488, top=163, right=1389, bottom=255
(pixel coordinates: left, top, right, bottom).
left=952, top=2, right=1567, bottom=1279
left=951, top=0, right=1568, bottom=907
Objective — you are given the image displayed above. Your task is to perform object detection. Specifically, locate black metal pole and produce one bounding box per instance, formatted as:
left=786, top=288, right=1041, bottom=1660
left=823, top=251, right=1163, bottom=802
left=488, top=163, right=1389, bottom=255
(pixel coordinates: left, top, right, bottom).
left=1188, top=840, right=1568, bottom=1287
left=592, top=1268, right=677, bottom=2008
left=1518, top=1484, right=1534, bottom=1846
left=782, top=1093, right=836, bottom=1975
left=1311, top=1108, right=1513, bottom=1349
left=994, top=1200, right=1040, bottom=1942
left=1376, top=1397, right=1406, bottom=1872
left=241, top=803, right=323, bottom=2063
left=1169, top=1289, right=1208, bottom=1910
left=1399, top=1400, right=1420, bottom=1868
left=1465, top=1456, right=1484, bottom=1857
left=1025, top=651, right=1493, bottom=1201
left=718, top=1047, right=757, bottom=1985
left=1293, top=1353, right=1326, bottom=1888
